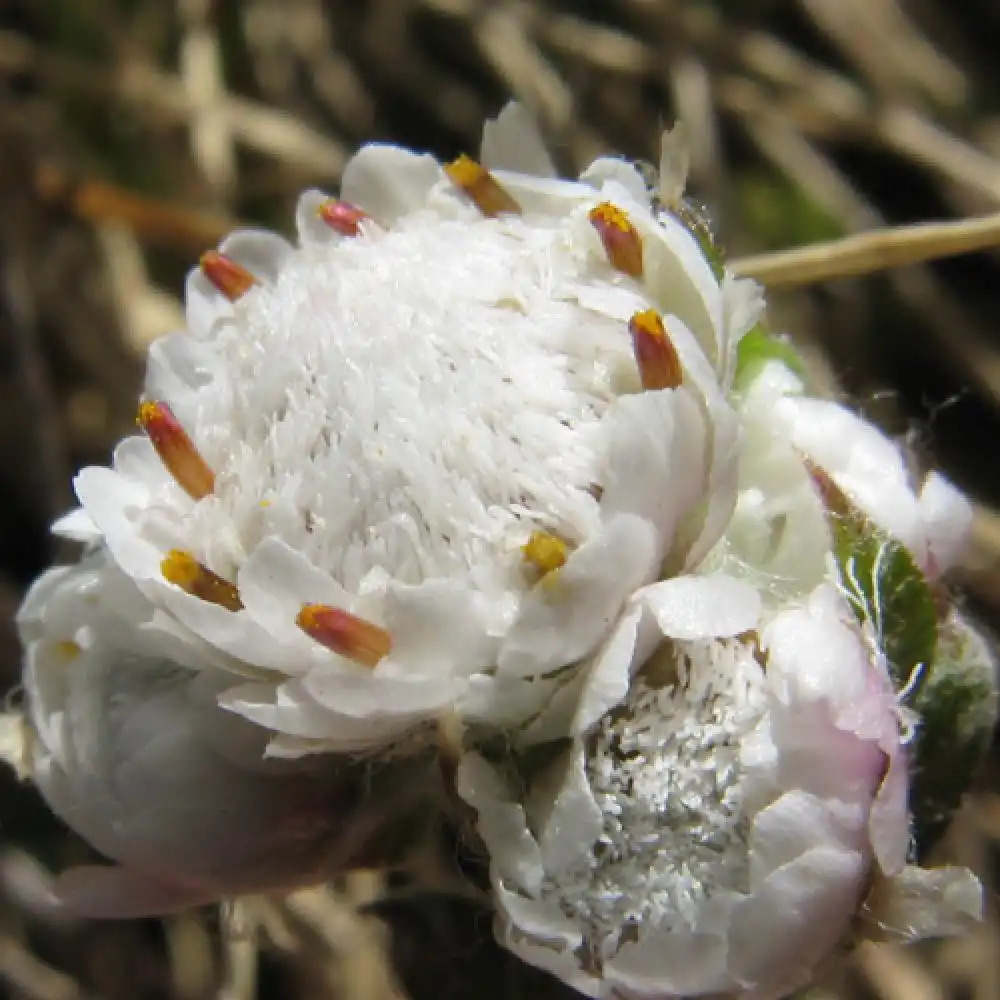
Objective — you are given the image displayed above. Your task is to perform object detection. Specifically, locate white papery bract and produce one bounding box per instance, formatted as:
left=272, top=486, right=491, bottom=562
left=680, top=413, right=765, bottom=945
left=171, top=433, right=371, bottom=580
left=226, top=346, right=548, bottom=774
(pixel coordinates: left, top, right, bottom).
left=61, top=104, right=754, bottom=758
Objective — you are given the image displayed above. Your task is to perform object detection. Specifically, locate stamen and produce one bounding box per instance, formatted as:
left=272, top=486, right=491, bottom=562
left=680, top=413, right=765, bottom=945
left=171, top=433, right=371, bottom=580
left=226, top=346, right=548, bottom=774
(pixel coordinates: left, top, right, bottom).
left=296, top=604, right=391, bottom=668
left=137, top=401, right=215, bottom=500
left=522, top=530, right=569, bottom=575
left=444, top=155, right=521, bottom=217
left=161, top=550, right=243, bottom=611
left=589, top=202, right=643, bottom=278
left=199, top=251, right=256, bottom=301
left=628, top=310, right=683, bottom=390
left=318, top=199, right=371, bottom=237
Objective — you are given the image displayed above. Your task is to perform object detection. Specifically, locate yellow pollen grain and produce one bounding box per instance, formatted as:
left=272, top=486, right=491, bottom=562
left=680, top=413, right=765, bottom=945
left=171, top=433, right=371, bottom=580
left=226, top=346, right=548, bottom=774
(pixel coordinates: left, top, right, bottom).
left=296, top=603, right=325, bottom=633
left=523, top=530, right=569, bottom=575
left=161, top=549, right=200, bottom=589
left=445, top=153, right=486, bottom=187
left=590, top=202, right=631, bottom=233
left=136, top=400, right=159, bottom=428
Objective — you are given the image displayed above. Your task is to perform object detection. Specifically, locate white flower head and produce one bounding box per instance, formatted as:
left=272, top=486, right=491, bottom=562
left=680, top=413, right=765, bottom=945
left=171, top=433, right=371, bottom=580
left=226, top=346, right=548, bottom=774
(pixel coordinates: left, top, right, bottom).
left=63, top=103, right=759, bottom=758
left=7, top=102, right=990, bottom=988
left=459, top=583, right=980, bottom=999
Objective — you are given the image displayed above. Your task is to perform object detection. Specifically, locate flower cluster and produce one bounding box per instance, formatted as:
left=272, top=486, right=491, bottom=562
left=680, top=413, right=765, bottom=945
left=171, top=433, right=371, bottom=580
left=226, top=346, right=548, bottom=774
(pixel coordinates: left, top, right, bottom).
left=4, top=104, right=994, bottom=996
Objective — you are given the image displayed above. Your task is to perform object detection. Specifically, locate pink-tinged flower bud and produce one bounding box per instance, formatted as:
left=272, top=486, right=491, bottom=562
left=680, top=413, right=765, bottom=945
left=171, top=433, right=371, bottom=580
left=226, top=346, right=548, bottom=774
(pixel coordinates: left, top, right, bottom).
left=458, top=583, right=982, bottom=999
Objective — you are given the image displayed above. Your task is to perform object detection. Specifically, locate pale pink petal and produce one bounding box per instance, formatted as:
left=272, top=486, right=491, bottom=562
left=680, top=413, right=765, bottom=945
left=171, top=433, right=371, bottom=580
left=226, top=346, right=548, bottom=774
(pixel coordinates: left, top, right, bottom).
left=728, top=846, right=865, bottom=994
left=51, top=866, right=218, bottom=919
left=535, top=745, right=603, bottom=875
left=50, top=507, right=101, bottom=543
left=295, top=188, right=335, bottom=245
left=580, top=158, right=650, bottom=204
left=749, top=791, right=866, bottom=887
left=218, top=229, right=293, bottom=281
left=600, top=389, right=708, bottom=555
left=570, top=603, right=646, bottom=735
left=609, top=924, right=732, bottom=998
left=869, top=747, right=910, bottom=876
left=457, top=754, right=545, bottom=895
left=384, top=577, right=499, bottom=678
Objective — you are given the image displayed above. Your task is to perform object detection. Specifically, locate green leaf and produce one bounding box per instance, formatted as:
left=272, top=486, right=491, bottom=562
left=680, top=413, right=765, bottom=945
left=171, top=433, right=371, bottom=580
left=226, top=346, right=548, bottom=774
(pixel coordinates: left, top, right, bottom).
left=734, top=323, right=806, bottom=390
left=831, top=513, right=937, bottom=694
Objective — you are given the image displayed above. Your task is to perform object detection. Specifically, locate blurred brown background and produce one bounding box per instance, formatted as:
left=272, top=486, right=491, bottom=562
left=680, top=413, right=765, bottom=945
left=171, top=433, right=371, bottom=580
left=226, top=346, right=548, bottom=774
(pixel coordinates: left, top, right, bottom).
left=0, top=2, right=997, bottom=998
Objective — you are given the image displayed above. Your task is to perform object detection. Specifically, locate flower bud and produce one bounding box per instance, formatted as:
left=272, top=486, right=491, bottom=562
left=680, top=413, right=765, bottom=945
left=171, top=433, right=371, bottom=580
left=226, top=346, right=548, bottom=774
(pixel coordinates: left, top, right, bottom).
left=459, top=583, right=985, bottom=998
left=10, top=553, right=439, bottom=917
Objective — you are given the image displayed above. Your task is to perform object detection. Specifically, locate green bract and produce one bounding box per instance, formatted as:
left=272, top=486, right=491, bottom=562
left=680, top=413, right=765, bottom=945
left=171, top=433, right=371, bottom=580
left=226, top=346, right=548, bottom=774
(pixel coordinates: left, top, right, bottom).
left=734, top=324, right=806, bottom=392
left=833, top=519, right=938, bottom=695
left=910, top=617, right=997, bottom=856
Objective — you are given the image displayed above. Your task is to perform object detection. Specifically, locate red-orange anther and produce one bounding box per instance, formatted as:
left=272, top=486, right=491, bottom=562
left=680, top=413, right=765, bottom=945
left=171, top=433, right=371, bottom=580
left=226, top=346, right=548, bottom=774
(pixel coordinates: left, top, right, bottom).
left=161, top=550, right=243, bottom=611
left=589, top=202, right=643, bottom=278
left=628, top=310, right=683, bottom=390
left=199, top=250, right=256, bottom=301
left=137, top=401, right=215, bottom=500
left=318, top=199, right=371, bottom=237
left=296, top=604, right=392, bottom=668
left=444, top=154, right=521, bottom=217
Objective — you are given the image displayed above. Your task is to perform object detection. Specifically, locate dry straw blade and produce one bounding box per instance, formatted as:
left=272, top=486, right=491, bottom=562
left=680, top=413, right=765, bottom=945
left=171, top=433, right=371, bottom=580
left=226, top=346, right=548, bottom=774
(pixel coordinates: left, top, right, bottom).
left=733, top=212, right=1000, bottom=289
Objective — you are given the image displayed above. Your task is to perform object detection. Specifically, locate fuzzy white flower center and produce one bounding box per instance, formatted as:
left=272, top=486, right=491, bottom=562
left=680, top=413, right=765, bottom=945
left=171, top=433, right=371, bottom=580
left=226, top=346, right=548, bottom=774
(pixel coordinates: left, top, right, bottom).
left=543, top=640, right=765, bottom=954
left=187, top=211, right=640, bottom=588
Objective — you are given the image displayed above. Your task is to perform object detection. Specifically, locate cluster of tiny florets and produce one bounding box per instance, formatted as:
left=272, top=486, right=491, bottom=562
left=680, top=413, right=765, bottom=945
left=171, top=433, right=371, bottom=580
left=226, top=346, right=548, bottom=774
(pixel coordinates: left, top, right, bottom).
left=541, top=640, right=766, bottom=956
